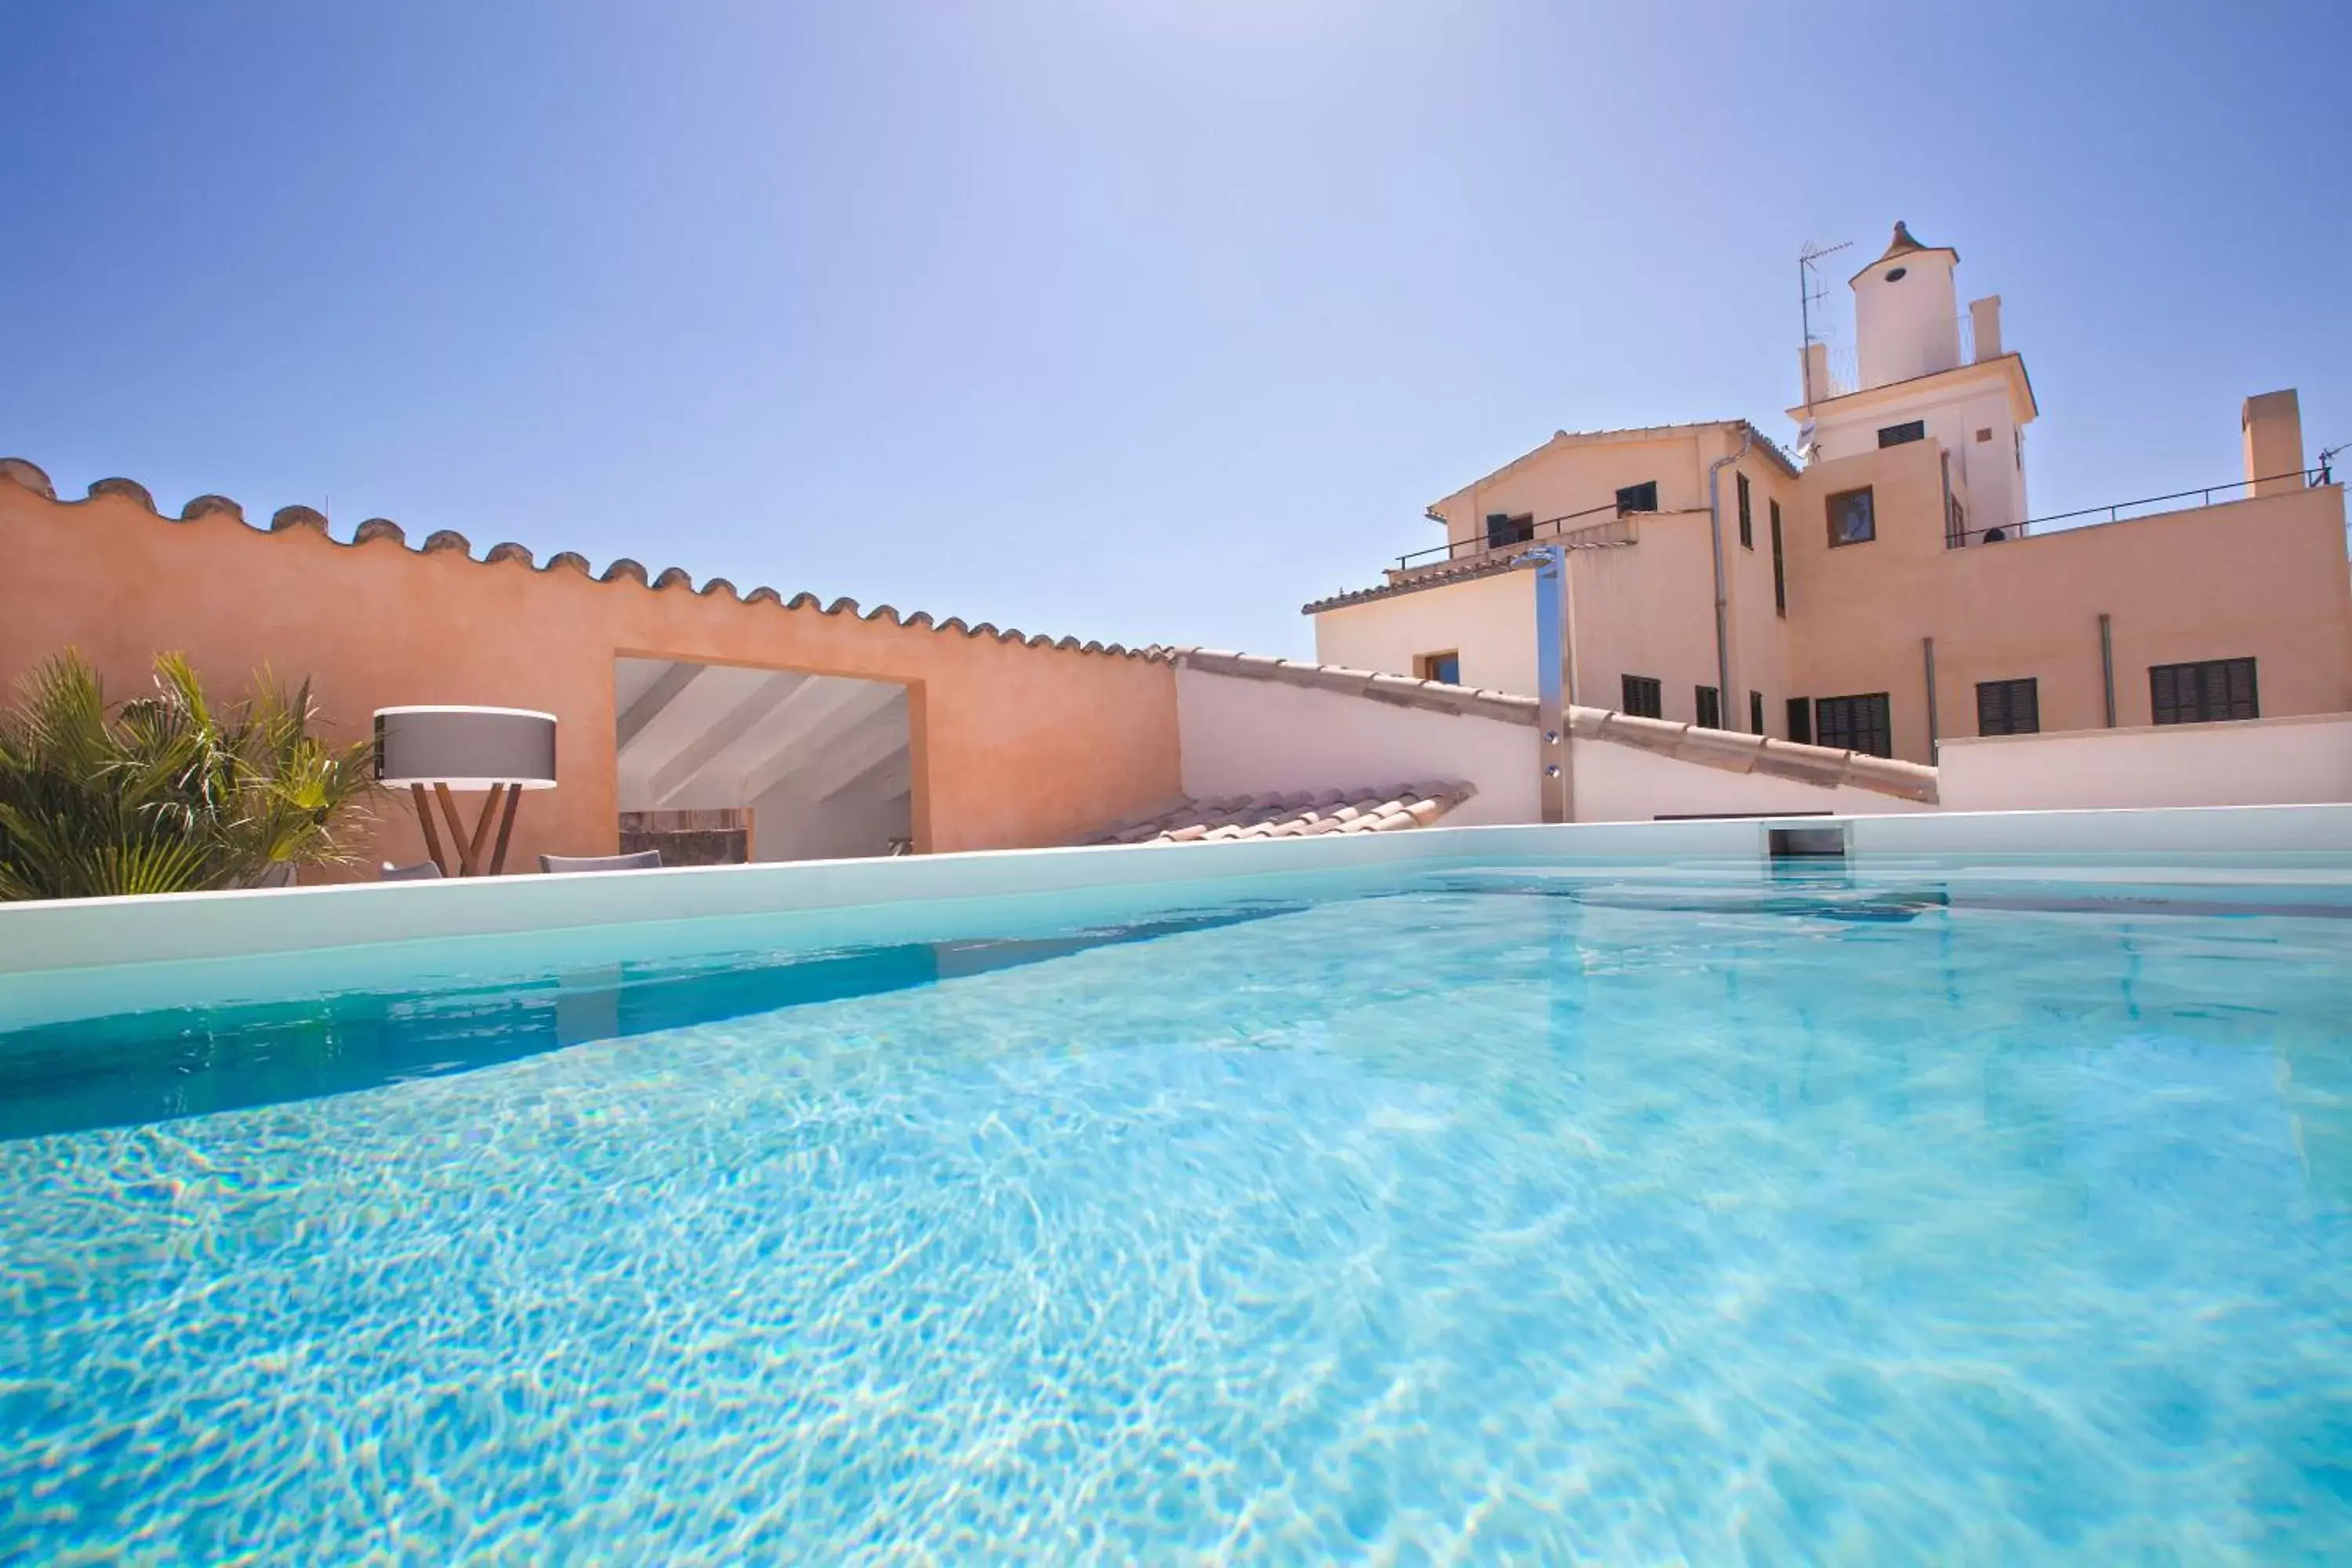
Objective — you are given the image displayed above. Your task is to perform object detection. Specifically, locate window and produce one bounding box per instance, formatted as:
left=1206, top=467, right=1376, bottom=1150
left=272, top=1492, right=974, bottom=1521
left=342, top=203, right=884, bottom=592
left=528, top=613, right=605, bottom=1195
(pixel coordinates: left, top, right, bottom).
left=1877, top=420, right=1926, bottom=448
left=1946, top=493, right=1967, bottom=550
left=2150, top=658, right=2258, bottom=725
left=1815, top=693, right=1893, bottom=757
left=1416, top=651, right=1461, bottom=686
left=1484, top=512, right=1534, bottom=548
left=1621, top=674, right=1662, bottom=718
left=1749, top=690, right=1765, bottom=735
left=1787, top=698, right=1812, bottom=745
left=1827, top=487, right=1876, bottom=546
left=1615, top=481, right=1658, bottom=516
left=1975, top=427, right=1994, bottom=443
left=1696, top=685, right=1722, bottom=730
left=1736, top=472, right=1752, bottom=550
left=1769, top=500, right=1786, bottom=616
left=1884, top=266, right=1907, bottom=282
left=1976, top=677, right=2039, bottom=735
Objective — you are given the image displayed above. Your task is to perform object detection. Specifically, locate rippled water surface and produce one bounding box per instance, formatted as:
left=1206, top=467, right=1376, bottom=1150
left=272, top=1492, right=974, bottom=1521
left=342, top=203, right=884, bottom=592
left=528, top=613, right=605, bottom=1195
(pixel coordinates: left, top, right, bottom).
left=5, top=865, right=2352, bottom=1563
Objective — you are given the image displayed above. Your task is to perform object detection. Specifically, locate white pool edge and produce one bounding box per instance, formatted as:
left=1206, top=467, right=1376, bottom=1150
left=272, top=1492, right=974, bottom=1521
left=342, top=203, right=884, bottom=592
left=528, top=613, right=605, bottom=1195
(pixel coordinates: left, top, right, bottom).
left=2, top=804, right=2348, bottom=984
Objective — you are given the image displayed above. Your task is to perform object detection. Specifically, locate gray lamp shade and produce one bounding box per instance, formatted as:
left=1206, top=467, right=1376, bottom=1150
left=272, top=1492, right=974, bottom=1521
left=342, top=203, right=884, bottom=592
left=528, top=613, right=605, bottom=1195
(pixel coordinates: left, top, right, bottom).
left=373, top=706, right=558, bottom=790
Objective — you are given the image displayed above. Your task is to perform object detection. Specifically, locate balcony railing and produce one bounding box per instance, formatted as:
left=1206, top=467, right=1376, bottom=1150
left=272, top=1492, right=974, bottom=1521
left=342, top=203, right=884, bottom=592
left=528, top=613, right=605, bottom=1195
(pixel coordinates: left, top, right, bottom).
left=1394, top=499, right=1638, bottom=573
left=1946, top=466, right=2331, bottom=548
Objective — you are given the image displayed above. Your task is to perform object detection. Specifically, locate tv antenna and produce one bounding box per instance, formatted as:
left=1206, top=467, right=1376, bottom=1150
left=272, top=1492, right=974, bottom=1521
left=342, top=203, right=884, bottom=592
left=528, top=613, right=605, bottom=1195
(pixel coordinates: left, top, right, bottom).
left=1797, top=239, right=1853, bottom=436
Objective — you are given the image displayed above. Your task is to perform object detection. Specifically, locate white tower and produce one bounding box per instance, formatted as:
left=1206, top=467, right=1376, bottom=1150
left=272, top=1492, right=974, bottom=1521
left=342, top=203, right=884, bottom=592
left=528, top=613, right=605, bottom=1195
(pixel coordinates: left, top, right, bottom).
left=1852, top=221, right=1961, bottom=390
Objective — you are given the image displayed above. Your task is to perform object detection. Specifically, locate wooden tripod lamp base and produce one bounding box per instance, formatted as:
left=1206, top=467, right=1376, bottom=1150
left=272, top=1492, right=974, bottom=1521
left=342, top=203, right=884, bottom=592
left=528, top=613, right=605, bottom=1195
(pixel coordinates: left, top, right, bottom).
left=373, top=706, right=559, bottom=878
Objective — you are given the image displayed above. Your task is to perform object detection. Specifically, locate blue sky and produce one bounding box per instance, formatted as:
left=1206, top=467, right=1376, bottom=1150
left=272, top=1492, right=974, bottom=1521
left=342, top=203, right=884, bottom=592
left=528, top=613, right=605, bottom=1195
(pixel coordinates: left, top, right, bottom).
left=5, top=2, right=2346, bottom=657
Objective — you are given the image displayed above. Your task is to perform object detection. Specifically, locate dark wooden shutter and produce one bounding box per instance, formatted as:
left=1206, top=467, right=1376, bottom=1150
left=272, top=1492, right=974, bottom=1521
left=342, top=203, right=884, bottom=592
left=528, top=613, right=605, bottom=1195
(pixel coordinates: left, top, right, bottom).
left=1787, top=697, right=1811, bottom=745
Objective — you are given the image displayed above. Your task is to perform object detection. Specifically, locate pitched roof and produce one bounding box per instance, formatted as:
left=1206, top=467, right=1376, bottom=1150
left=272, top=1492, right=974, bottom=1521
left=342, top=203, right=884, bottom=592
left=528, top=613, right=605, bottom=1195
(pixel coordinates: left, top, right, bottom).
left=1849, top=220, right=1958, bottom=283
left=1301, top=552, right=1534, bottom=615
left=1091, top=782, right=1477, bottom=844
left=1428, top=419, right=1799, bottom=512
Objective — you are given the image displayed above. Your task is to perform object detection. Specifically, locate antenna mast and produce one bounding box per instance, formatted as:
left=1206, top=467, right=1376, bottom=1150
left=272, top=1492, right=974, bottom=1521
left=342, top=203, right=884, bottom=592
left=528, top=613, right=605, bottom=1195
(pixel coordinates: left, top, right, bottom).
left=1798, top=238, right=1853, bottom=419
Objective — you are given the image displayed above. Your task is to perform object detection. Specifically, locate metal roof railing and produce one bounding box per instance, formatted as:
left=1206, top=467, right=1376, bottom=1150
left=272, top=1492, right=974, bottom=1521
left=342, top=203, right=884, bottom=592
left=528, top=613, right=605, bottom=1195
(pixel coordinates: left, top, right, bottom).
left=1395, top=500, right=1637, bottom=572
left=1946, top=466, right=2330, bottom=547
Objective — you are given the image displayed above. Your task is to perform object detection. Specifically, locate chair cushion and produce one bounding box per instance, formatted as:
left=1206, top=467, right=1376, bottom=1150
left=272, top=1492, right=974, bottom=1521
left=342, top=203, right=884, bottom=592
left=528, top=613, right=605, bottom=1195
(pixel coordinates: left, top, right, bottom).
left=537, top=849, right=665, bottom=874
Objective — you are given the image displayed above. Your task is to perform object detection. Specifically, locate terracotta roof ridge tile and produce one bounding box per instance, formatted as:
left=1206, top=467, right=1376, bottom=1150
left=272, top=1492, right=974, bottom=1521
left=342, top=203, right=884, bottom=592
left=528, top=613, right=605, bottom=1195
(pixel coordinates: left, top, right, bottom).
left=0, top=457, right=1172, bottom=664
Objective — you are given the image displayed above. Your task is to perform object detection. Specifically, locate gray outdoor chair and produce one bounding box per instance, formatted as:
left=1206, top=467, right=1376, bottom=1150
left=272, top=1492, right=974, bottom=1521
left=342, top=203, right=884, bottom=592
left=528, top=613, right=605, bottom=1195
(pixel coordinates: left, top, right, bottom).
left=379, top=860, right=446, bottom=881
left=538, top=849, right=664, bottom=874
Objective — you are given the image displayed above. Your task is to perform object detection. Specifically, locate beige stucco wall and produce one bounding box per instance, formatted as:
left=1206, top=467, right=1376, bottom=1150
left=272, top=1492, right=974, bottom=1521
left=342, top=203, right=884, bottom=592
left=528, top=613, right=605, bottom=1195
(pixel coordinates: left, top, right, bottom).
left=1936, top=712, right=2352, bottom=811
left=1784, top=452, right=2352, bottom=760
left=1323, top=426, right=1803, bottom=731
left=1426, top=428, right=1708, bottom=557
left=1311, top=569, right=1538, bottom=694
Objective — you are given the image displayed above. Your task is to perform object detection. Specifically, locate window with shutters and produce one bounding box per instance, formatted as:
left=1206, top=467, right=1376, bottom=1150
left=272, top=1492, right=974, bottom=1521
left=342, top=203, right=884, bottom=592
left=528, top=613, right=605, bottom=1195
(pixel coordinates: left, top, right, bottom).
left=1769, top=500, right=1786, bottom=615
left=1975, top=677, right=2039, bottom=735
left=1815, top=693, right=1893, bottom=757
left=1615, top=481, right=1658, bottom=516
left=1696, top=685, right=1721, bottom=730
left=1737, top=472, right=1752, bottom=550
left=2149, top=658, right=2258, bottom=724
left=1877, top=420, right=1926, bottom=448
left=1787, top=697, right=1812, bottom=745
left=1621, top=674, right=1662, bottom=718
left=1749, top=691, right=1765, bottom=735
left=1827, top=487, right=1876, bottom=546
left=1483, top=512, right=1534, bottom=549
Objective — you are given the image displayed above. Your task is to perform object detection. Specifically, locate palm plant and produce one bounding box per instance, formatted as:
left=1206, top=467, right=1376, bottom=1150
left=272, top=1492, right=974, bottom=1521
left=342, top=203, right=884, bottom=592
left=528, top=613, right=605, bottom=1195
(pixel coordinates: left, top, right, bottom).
left=0, top=651, right=380, bottom=900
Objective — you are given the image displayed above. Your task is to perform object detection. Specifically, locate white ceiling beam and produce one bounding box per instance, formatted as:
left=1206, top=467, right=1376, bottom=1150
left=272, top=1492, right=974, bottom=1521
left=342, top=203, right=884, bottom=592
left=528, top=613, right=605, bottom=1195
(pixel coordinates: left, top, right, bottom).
left=736, top=684, right=906, bottom=802
left=648, top=670, right=812, bottom=804
left=806, top=715, right=913, bottom=803
left=616, top=660, right=705, bottom=753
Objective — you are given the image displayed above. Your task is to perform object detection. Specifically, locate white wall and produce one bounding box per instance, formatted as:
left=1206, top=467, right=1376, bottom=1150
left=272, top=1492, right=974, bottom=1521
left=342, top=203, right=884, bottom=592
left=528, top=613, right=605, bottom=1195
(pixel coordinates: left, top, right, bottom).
left=1571, top=741, right=1933, bottom=822
left=1174, top=667, right=1539, bottom=826
left=1175, top=667, right=1931, bottom=826
left=1936, top=712, right=2352, bottom=812
left=1311, top=569, right=1537, bottom=694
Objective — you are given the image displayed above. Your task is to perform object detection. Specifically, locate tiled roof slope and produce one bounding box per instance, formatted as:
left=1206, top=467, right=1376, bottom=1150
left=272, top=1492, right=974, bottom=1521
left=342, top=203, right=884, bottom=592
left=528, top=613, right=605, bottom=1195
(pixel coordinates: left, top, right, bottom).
left=0, top=459, right=1171, bottom=663
left=1093, top=782, right=1476, bottom=844
left=1168, top=649, right=1939, bottom=804
left=1301, top=553, right=1530, bottom=615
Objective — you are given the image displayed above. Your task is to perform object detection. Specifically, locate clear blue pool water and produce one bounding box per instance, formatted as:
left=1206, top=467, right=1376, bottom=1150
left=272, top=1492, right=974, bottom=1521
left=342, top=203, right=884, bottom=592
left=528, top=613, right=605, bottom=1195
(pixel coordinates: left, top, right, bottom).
left=4, top=862, right=2351, bottom=1563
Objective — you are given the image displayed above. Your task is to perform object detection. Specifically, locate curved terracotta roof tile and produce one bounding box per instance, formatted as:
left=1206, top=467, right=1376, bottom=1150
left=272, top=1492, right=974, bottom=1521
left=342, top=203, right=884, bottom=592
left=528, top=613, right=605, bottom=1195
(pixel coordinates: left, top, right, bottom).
left=0, top=458, right=56, bottom=499
left=183, top=495, right=244, bottom=523
left=0, top=456, right=1181, bottom=665
left=89, top=477, right=156, bottom=510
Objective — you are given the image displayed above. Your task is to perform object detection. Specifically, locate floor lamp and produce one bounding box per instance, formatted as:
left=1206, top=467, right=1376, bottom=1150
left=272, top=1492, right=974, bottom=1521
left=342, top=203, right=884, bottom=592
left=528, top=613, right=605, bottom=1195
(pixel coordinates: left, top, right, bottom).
left=372, top=706, right=559, bottom=877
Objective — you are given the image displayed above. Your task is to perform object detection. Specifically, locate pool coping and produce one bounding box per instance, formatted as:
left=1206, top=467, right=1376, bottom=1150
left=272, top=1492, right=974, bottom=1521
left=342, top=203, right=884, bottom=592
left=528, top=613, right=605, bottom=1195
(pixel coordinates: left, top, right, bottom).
left=2, top=803, right=2348, bottom=983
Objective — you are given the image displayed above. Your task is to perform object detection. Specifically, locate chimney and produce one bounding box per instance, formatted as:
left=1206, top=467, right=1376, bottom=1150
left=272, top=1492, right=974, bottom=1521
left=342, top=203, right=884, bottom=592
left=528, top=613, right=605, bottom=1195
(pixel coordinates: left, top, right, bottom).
left=1968, top=296, right=2002, bottom=362
left=1801, top=342, right=1831, bottom=405
left=2241, top=390, right=2305, bottom=498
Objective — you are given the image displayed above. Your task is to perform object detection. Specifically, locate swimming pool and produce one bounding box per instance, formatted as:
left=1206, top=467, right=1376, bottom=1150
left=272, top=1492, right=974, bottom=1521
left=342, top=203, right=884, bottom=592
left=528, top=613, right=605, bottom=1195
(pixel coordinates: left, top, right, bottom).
left=5, top=852, right=2350, bottom=1562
